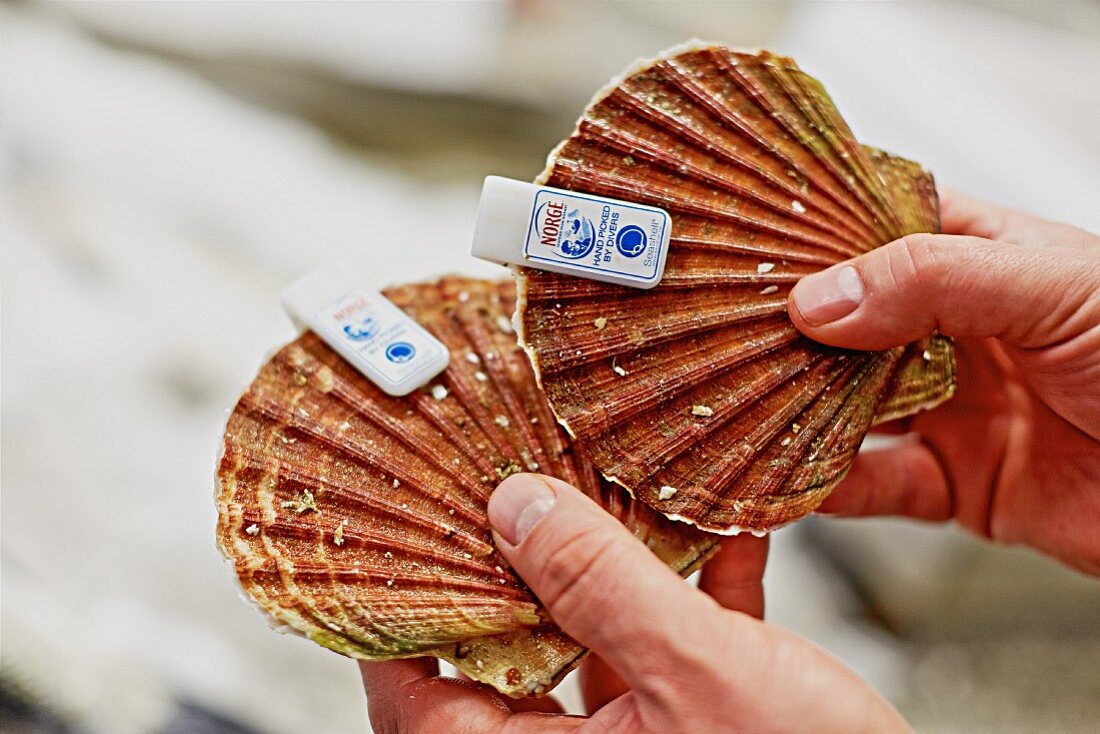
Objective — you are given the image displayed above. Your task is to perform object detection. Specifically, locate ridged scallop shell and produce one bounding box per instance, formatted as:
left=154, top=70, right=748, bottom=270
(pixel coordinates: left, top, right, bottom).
left=216, top=278, right=717, bottom=697
left=515, top=43, right=956, bottom=534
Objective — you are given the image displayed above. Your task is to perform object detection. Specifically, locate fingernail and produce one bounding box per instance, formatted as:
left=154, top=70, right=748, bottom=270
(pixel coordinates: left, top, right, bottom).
left=791, top=266, right=863, bottom=325
left=488, top=474, right=556, bottom=545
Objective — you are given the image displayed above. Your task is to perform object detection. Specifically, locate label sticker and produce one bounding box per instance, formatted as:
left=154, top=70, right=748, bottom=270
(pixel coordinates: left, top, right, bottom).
left=281, top=263, right=450, bottom=396
left=524, top=189, right=669, bottom=285
left=471, top=176, right=673, bottom=290
left=315, top=290, right=446, bottom=389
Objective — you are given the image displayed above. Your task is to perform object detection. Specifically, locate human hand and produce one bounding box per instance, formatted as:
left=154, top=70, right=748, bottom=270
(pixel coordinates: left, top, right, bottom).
left=788, top=190, right=1100, bottom=575
left=360, top=473, right=910, bottom=733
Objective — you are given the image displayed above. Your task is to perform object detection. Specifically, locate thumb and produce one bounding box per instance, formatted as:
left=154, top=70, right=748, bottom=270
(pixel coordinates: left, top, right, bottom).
left=488, top=474, right=718, bottom=686
left=787, top=233, right=1100, bottom=350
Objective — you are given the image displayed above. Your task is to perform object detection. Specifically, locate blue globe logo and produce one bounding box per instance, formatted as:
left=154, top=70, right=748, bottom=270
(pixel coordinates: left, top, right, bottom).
left=553, top=206, right=595, bottom=260
left=342, top=315, right=379, bottom=341
left=615, top=225, right=647, bottom=258
left=385, top=342, right=416, bottom=363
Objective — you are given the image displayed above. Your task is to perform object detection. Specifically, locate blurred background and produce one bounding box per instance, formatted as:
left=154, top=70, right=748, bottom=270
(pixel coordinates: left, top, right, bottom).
left=3, top=1, right=1099, bottom=732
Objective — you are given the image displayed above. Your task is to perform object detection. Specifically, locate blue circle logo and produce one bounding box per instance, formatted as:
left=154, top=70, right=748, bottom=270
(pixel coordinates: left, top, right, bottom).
left=342, top=315, right=379, bottom=341
left=385, top=342, right=416, bottom=363
left=615, top=225, right=647, bottom=258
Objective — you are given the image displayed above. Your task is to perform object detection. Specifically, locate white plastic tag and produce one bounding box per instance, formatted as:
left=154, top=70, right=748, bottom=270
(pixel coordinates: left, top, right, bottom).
left=472, top=176, right=671, bottom=289
left=281, top=263, right=450, bottom=396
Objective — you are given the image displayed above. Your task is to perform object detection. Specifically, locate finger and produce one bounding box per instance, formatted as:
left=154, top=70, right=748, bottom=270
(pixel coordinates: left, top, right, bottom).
left=359, top=659, right=577, bottom=733
left=451, top=669, right=566, bottom=715
left=360, top=657, right=438, bottom=701
left=939, top=187, right=1098, bottom=250
left=488, top=474, right=719, bottom=688
left=815, top=435, right=953, bottom=521
left=698, top=534, right=769, bottom=619
left=787, top=233, right=1100, bottom=351
left=360, top=658, right=490, bottom=733
left=579, top=654, right=628, bottom=715
left=503, top=696, right=567, bottom=716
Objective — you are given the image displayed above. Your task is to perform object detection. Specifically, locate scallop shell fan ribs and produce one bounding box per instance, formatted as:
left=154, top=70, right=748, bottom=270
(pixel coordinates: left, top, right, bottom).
left=216, top=278, right=717, bottom=697
left=515, top=42, right=956, bottom=534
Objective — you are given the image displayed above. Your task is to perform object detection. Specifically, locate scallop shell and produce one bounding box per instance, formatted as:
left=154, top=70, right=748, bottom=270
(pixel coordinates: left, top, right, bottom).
left=216, top=278, right=717, bottom=697
left=515, top=42, right=957, bottom=534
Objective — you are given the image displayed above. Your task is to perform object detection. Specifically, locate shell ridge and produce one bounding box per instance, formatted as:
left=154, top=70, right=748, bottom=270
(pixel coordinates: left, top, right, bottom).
left=651, top=58, right=880, bottom=246
left=872, top=335, right=957, bottom=423
left=529, top=298, right=793, bottom=376
left=769, top=63, right=904, bottom=236
left=705, top=48, right=886, bottom=239
left=226, top=443, right=486, bottom=537
left=407, top=393, right=502, bottom=478
left=237, top=394, right=484, bottom=508
left=666, top=234, right=843, bottom=267
left=713, top=50, right=895, bottom=244
left=700, top=354, right=880, bottom=520
left=515, top=43, right=956, bottom=533
left=552, top=321, right=799, bottom=435
left=218, top=276, right=719, bottom=697
left=574, top=111, right=865, bottom=248
left=455, top=306, right=552, bottom=473
left=680, top=356, right=853, bottom=511
left=406, top=300, right=532, bottom=473
left=528, top=300, right=788, bottom=374
left=550, top=161, right=859, bottom=255
left=596, top=347, right=828, bottom=483
left=287, top=349, right=489, bottom=493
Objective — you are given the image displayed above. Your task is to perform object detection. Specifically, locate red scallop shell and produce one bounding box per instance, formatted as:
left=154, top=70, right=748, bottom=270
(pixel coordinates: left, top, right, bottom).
left=216, top=278, right=716, bottom=697
left=516, top=43, right=956, bottom=534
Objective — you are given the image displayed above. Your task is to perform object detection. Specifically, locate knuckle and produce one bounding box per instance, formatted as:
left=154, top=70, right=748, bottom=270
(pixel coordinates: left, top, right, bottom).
left=887, top=233, right=944, bottom=292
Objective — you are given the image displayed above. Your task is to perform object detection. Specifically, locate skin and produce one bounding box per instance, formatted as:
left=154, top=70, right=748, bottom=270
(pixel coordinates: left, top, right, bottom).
left=792, top=190, right=1100, bottom=576
left=360, top=192, right=1100, bottom=731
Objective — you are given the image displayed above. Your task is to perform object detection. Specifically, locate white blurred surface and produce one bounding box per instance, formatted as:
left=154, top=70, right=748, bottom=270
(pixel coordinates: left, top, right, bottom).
left=3, top=2, right=1098, bottom=733
left=777, top=0, right=1100, bottom=230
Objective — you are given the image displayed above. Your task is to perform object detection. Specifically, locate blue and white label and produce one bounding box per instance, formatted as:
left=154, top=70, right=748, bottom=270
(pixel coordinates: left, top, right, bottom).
left=281, top=263, right=450, bottom=397
left=523, top=189, right=669, bottom=285
left=315, top=290, right=446, bottom=389
left=472, top=176, right=672, bottom=290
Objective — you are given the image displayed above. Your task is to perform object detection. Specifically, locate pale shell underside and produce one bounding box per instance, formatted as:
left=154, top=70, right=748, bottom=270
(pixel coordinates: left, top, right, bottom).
left=516, top=43, right=957, bottom=533
left=216, top=278, right=717, bottom=697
